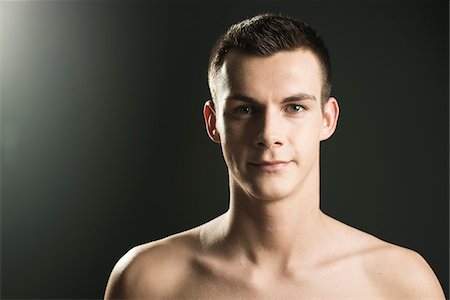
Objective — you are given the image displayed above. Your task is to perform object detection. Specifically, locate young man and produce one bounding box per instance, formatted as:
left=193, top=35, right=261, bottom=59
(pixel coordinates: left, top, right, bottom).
left=105, top=14, right=445, bottom=299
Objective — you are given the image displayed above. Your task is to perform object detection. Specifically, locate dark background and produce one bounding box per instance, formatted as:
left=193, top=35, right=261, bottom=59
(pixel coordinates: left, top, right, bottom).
left=1, top=1, right=448, bottom=298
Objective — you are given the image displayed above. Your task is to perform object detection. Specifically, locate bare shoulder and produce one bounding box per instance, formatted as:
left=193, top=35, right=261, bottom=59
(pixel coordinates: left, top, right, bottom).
left=363, top=241, right=445, bottom=299
left=328, top=217, right=445, bottom=299
left=104, top=228, right=201, bottom=299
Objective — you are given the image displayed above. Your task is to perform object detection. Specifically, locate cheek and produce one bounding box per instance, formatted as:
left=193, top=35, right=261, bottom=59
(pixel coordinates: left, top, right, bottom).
left=222, top=128, right=247, bottom=158
left=290, top=121, right=322, bottom=152
left=221, top=117, right=253, bottom=143
left=220, top=124, right=253, bottom=167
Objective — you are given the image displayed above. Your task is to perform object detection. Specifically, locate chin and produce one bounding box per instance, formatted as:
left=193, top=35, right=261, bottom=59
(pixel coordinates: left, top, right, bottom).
left=243, top=178, right=297, bottom=201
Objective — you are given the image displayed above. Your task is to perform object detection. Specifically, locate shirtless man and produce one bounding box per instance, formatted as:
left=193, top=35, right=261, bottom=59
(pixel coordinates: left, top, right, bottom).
left=104, top=14, right=445, bottom=299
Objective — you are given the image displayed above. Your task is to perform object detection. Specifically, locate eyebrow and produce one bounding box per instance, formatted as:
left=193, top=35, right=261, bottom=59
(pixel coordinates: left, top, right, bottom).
left=225, top=92, right=316, bottom=103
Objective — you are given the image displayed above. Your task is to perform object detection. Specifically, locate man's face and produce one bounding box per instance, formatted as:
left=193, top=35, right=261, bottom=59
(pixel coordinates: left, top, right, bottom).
left=206, top=49, right=338, bottom=201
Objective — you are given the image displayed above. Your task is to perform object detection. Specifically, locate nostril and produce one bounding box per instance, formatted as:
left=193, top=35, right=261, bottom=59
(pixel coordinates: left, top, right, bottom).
left=257, top=142, right=265, bottom=148
left=255, top=139, right=282, bottom=149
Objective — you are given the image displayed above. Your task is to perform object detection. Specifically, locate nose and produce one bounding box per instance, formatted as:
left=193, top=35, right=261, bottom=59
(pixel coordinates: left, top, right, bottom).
left=254, top=108, right=284, bottom=149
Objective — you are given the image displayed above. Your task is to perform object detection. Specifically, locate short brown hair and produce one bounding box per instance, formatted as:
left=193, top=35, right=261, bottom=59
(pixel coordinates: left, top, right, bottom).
left=208, top=13, right=332, bottom=106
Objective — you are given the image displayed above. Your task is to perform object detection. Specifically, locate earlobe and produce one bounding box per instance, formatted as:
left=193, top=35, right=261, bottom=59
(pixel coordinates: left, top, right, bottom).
left=320, top=97, right=339, bottom=141
left=203, top=100, right=221, bottom=143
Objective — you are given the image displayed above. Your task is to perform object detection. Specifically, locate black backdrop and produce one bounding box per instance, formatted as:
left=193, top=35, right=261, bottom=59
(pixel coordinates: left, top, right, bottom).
left=1, top=1, right=448, bottom=298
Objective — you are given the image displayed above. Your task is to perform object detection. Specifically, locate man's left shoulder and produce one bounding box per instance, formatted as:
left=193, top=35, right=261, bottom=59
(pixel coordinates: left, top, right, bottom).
left=362, top=238, right=445, bottom=299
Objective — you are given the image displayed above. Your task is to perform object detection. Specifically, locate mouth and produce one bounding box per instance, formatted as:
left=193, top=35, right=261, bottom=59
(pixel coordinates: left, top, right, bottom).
left=248, top=160, right=291, bottom=172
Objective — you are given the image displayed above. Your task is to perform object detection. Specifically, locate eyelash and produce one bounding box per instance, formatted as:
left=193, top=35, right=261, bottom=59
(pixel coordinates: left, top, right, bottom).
left=231, top=104, right=305, bottom=116
left=285, top=104, right=305, bottom=113
left=233, top=106, right=255, bottom=115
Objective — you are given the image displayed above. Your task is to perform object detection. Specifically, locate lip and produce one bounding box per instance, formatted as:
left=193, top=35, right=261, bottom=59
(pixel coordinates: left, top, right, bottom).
left=248, top=160, right=291, bottom=172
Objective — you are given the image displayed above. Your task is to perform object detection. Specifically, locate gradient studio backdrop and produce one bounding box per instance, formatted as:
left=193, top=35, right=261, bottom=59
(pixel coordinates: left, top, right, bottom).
left=1, top=1, right=448, bottom=298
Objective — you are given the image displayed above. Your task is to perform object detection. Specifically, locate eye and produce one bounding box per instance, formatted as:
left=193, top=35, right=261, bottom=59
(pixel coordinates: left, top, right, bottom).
left=233, top=105, right=255, bottom=115
left=285, top=104, right=304, bottom=113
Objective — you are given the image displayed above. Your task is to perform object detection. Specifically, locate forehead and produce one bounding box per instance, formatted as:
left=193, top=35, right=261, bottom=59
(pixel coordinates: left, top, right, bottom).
left=215, top=49, right=323, bottom=102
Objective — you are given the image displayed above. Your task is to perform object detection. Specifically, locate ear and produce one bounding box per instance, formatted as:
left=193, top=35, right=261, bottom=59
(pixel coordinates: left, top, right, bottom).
left=203, top=100, right=221, bottom=143
left=320, top=97, right=339, bottom=141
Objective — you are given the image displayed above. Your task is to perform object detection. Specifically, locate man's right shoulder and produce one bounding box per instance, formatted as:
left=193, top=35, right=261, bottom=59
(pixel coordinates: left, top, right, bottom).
left=104, top=230, right=200, bottom=299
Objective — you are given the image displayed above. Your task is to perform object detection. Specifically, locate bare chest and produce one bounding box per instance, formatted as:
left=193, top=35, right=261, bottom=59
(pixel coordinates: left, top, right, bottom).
left=173, top=261, right=386, bottom=299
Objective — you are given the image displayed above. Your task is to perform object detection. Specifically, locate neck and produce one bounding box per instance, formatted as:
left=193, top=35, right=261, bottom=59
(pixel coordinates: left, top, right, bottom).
left=221, top=163, right=326, bottom=267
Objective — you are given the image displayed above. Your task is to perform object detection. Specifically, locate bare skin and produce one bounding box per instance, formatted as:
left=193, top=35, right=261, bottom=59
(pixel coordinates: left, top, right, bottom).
left=105, top=49, right=445, bottom=299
